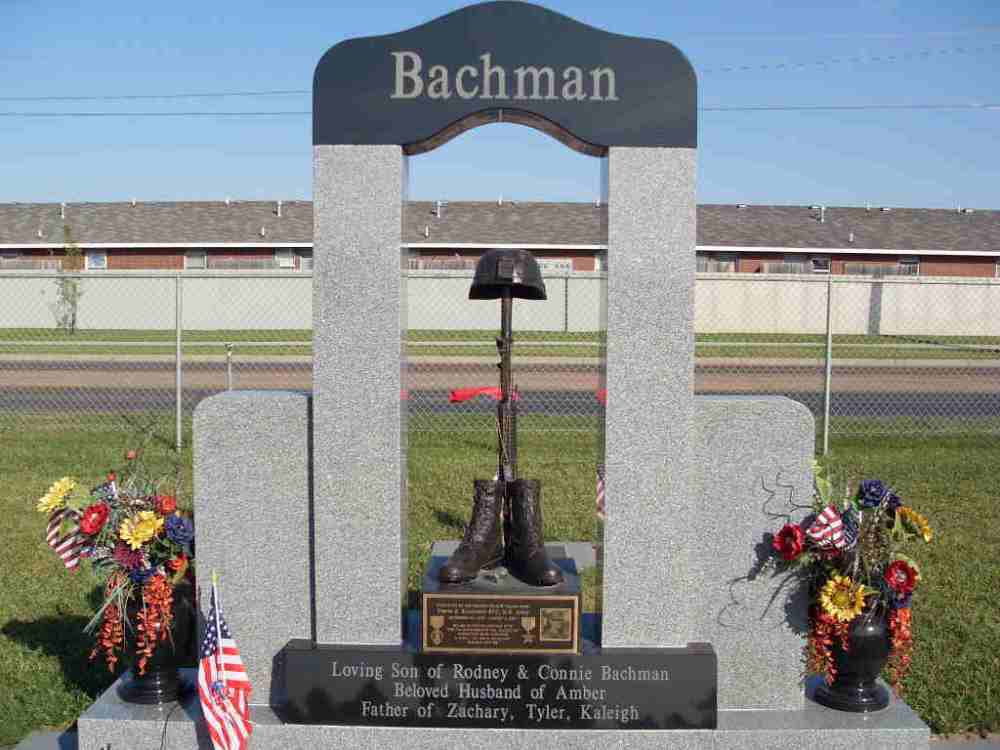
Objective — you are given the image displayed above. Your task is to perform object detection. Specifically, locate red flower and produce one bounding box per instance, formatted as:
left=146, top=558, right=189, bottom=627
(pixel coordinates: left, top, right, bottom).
left=167, top=553, right=188, bottom=572
left=772, top=523, right=806, bottom=561
left=125, top=450, right=137, bottom=461
left=884, top=559, right=918, bottom=595
left=106, top=471, right=117, bottom=482
left=79, top=503, right=110, bottom=535
left=155, top=495, right=177, bottom=516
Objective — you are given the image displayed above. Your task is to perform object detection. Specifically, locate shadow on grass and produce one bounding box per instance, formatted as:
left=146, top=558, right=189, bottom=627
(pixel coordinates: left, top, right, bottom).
left=433, top=509, right=467, bottom=532
left=2, top=613, right=116, bottom=700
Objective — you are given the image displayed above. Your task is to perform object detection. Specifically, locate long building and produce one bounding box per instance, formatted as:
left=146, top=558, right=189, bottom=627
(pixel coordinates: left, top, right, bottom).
left=1, top=200, right=998, bottom=277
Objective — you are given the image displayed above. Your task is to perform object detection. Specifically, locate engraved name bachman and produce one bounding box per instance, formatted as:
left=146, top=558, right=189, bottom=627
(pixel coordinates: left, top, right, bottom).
left=391, top=51, right=619, bottom=102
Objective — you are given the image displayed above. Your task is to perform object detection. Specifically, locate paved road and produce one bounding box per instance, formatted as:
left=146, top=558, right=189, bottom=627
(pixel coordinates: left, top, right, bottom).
left=1, top=359, right=997, bottom=422
left=2, top=386, right=1000, bottom=423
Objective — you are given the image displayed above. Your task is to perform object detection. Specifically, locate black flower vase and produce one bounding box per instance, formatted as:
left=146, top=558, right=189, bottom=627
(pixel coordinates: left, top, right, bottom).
left=118, top=578, right=196, bottom=704
left=814, top=608, right=891, bottom=712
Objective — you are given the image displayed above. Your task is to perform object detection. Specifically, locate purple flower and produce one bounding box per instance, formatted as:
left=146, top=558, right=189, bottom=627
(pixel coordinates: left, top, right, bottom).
left=858, top=479, right=890, bottom=509
left=886, top=492, right=902, bottom=514
left=890, top=592, right=913, bottom=609
left=165, top=515, right=194, bottom=545
left=129, top=565, right=158, bottom=584
left=112, top=544, right=144, bottom=570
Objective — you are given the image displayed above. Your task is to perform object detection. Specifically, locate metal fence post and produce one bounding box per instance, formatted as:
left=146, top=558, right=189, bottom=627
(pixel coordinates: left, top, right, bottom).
left=226, top=343, right=234, bottom=390
left=564, top=274, right=570, bottom=333
left=822, top=272, right=834, bottom=455
left=175, top=274, right=183, bottom=451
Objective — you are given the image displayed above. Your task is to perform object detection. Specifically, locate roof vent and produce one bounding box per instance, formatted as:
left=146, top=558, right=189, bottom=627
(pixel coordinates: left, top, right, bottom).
left=276, top=200, right=282, bottom=218
left=260, top=226, right=267, bottom=237
left=595, top=198, right=601, bottom=207
left=960, top=207, right=974, bottom=214
left=37, top=228, right=44, bottom=238
left=848, top=231, right=855, bottom=244
left=865, top=202, right=871, bottom=212
left=60, top=202, right=66, bottom=219
left=737, top=203, right=748, bottom=209
left=435, top=200, right=448, bottom=218
left=880, top=206, right=892, bottom=212
left=498, top=195, right=503, bottom=206
left=423, top=225, right=430, bottom=238
left=225, top=198, right=231, bottom=207
left=131, top=198, right=137, bottom=207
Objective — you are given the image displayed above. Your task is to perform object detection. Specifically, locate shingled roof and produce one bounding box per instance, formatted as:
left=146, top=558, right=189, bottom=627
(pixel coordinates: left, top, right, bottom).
left=405, top=201, right=604, bottom=245
left=697, top=205, right=1000, bottom=252
left=1, top=200, right=997, bottom=252
left=0, top=201, right=313, bottom=245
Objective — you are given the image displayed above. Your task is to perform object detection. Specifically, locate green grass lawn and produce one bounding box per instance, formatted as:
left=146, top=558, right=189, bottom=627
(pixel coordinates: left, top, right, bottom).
left=2, top=328, right=998, bottom=359
left=0, top=415, right=997, bottom=744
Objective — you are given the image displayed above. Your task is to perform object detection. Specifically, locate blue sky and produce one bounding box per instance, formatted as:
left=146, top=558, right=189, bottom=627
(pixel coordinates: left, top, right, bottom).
left=1, top=0, right=998, bottom=208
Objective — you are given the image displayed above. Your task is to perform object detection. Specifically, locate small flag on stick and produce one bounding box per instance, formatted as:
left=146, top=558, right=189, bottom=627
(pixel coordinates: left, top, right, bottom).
left=46, top=509, right=82, bottom=571
left=596, top=464, right=606, bottom=522
left=806, top=505, right=847, bottom=551
left=198, top=574, right=253, bottom=750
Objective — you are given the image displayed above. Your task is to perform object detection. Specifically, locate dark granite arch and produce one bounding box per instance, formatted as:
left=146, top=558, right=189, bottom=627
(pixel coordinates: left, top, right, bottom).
left=313, top=1, right=696, bottom=152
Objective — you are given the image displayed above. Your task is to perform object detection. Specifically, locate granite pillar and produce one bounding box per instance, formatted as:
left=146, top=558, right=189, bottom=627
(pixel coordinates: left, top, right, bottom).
left=312, top=144, right=408, bottom=645
left=601, top=146, right=698, bottom=648
left=192, top=390, right=312, bottom=703
left=691, top=396, right=815, bottom=709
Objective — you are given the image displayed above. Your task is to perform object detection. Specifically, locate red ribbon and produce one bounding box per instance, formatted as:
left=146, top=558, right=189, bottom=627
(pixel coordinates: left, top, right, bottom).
left=449, top=387, right=521, bottom=403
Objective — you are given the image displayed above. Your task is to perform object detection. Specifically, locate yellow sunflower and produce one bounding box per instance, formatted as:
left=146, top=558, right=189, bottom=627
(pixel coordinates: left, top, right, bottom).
left=119, top=511, right=165, bottom=550
left=35, top=477, right=77, bottom=514
left=898, top=507, right=932, bottom=543
left=819, top=574, right=866, bottom=622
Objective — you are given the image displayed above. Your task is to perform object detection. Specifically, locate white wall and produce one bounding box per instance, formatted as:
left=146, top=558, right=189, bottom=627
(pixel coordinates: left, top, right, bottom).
left=2, top=271, right=998, bottom=336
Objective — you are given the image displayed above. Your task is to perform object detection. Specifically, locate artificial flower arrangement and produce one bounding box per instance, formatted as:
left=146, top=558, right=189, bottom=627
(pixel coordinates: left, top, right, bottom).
left=36, top=449, right=195, bottom=675
left=767, top=463, right=932, bottom=692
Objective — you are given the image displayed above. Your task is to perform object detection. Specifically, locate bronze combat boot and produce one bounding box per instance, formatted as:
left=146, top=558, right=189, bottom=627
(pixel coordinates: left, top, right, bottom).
left=505, top=479, right=564, bottom=586
left=438, top=480, right=504, bottom=584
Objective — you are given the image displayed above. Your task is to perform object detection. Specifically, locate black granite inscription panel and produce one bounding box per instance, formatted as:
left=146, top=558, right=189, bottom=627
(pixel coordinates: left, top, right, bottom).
left=281, top=640, right=717, bottom=729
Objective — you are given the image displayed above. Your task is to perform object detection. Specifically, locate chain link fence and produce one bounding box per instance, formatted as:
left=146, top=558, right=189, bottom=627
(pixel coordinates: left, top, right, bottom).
left=1, top=270, right=998, bottom=452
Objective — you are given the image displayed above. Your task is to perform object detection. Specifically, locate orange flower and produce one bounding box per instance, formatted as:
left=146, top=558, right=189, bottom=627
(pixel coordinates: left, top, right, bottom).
left=134, top=574, right=174, bottom=675
left=89, top=572, right=126, bottom=672
left=887, top=608, right=914, bottom=693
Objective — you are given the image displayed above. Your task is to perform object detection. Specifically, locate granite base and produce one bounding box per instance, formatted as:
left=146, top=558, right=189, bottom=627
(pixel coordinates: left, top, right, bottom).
left=76, top=669, right=928, bottom=750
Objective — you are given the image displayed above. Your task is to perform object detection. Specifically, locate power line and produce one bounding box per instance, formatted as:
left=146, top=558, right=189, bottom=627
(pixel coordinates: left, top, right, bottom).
left=0, top=111, right=311, bottom=117
left=0, top=89, right=309, bottom=103
left=700, top=41, right=1000, bottom=74
left=680, top=25, right=1000, bottom=41
left=2, top=41, right=997, bottom=102
left=0, top=103, right=998, bottom=118
left=701, top=103, right=1000, bottom=112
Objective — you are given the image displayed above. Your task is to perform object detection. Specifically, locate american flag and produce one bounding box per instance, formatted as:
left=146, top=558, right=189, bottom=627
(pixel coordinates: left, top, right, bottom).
left=198, top=584, right=253, bottom=750
left=806, top=505, right=846, bottom=551
left=596, top=464, right=606, bottom=521
left=46, top=508, right=82, bottom=571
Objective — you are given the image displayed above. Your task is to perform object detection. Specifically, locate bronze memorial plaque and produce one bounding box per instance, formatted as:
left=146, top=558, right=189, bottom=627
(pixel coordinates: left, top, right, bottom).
left=422, top=593, right=580, bottom=654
